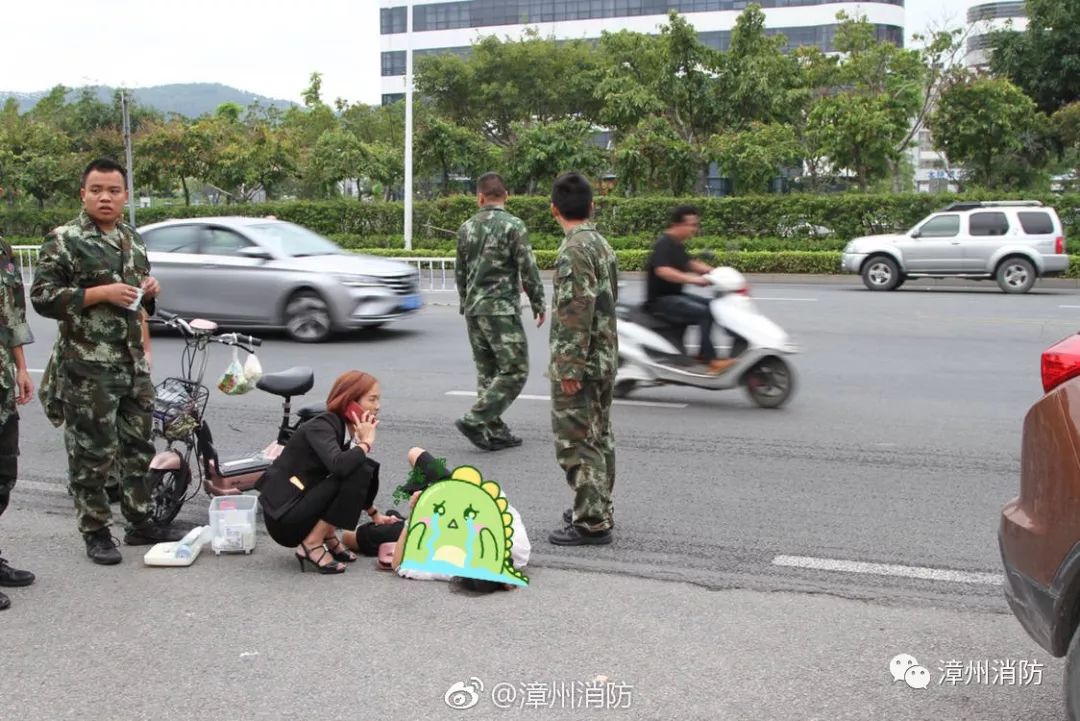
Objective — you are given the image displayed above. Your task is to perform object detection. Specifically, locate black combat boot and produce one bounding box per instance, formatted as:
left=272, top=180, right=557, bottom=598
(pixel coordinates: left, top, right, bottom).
left=84, top=528, right=122, bottom=565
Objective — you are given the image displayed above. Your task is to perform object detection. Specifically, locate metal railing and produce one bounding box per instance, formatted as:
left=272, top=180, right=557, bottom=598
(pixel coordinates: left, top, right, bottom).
left=13, top=245, right=459, bottom=292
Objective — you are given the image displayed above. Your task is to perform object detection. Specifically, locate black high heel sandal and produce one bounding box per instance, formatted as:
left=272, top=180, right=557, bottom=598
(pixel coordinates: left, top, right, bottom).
left=295, top=543, right=346, bottom=574
left=324, top=536, right=358, bottom=563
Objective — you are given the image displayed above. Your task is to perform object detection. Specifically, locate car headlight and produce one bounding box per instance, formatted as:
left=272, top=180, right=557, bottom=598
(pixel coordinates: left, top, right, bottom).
left=333, top=273, right=383, bottom=288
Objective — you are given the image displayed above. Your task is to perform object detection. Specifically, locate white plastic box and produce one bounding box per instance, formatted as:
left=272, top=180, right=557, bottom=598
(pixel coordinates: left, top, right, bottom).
left=208, top=495, right=258, bottom=554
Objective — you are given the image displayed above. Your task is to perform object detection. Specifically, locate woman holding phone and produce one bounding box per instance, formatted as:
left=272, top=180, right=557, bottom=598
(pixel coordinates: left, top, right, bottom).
left=255, top=370, right=401, bottom=574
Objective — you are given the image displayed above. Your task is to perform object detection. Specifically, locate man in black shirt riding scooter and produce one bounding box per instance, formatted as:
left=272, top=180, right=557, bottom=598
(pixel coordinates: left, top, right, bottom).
left=644, top=205, right=735, bottom=374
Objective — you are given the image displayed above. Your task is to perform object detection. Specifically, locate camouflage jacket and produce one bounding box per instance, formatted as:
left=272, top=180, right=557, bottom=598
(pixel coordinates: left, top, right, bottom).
left=0, top=236, right=34, bottom=425
left=455, top=205, right=545, bottom=317
left=548, top=223, right=619, bottom=382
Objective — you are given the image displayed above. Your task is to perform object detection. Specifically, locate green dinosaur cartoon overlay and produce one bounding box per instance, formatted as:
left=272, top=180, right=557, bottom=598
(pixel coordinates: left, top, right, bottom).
left=399, top=466, right=528, bottom=587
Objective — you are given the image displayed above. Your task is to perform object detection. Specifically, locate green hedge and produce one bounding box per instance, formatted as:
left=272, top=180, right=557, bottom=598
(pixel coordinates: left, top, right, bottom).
left=7, top=192, right=1079, bottom=243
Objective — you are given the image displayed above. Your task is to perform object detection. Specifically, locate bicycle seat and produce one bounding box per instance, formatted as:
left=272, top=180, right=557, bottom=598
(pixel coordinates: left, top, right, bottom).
left=297, top=403, right=326, bottom=421
left=257, top=367, right=314, bottom=397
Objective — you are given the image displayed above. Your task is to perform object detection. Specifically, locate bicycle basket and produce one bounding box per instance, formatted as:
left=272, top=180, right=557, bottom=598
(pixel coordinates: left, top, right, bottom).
left=153, top=378, right=207, bottom=441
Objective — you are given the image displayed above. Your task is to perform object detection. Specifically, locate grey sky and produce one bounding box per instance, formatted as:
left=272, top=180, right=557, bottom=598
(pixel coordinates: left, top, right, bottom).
left=1, top=0, right=973, bottom=107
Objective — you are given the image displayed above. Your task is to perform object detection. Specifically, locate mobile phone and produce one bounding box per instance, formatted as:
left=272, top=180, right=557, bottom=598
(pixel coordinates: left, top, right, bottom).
left=346, top=401, right=364, bottom=423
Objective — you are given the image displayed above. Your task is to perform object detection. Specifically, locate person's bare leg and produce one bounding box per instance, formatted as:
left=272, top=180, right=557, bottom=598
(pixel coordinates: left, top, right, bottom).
left=408, top=446, right=426, bottom=467
left=296, top=520, right=342, bottom=569
left=323, top=524, right=357, bottom=560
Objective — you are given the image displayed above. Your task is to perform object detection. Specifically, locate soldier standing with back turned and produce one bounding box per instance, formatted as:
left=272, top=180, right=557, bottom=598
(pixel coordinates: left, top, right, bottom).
left=454, top=172, right=546, bottom=451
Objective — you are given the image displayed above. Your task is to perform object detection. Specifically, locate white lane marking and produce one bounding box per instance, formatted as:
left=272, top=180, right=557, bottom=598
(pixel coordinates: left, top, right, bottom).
left=28, top=368, right=44, bottom=374
left=1059, top=305, right=1080, bottom=309
left=772, top=554, right=1003, bottom=586
left=752, top=297, right=818, bottom=302
left=444, top=390, right=687, bottom=409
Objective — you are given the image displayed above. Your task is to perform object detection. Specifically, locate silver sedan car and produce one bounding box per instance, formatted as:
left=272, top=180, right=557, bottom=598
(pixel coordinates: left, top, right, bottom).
left=140, top=217, right=422, bottom=342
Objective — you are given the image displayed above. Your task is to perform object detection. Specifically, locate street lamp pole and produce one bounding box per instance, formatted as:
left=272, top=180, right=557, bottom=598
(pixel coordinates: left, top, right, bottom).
left=121, top=90, right=137, bottom=226
left=403, top=0, right=414, bottom=251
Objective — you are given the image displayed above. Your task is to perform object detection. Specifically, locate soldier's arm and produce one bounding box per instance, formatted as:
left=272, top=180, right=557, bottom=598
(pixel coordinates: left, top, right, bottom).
left=455, top=226, right=467, bottom=315
left=30, top=234, right=81, bottom=320
left=2, top=239, right=34, bottom=347
left=549, top=245, right=597, bottom=381
left=511, top=224, right=545, bottom=316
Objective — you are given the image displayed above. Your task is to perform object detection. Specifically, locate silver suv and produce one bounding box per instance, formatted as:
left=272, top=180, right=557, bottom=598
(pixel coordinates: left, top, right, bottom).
left=841, top=201, right=1068, bottom=293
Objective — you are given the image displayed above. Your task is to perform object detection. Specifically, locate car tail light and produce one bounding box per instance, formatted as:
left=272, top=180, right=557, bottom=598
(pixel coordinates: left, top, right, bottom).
left=1055, top=236, right=1065, bottom=254
left=1041, top=334, right=1080, bottom=392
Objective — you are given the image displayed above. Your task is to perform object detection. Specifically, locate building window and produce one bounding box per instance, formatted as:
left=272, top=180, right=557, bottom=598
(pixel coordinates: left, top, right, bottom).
left=382, top=93, right=405, bottom=106
left=381, top=6, right=406, bottom=34
left=967, top=2, right=1026, bottom=23
left=381, top=51, right=406, bottom=77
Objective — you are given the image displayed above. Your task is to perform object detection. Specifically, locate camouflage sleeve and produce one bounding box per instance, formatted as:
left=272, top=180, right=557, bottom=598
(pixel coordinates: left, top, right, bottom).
left=0, top=237, right=32, bottom=347
left=455, top=225, right=467, bottom=315
left=511, top=223, right=545, bottom=316
left=30, top=233, right=84, bottom=321
left=549, top=244, right=596, bottom=381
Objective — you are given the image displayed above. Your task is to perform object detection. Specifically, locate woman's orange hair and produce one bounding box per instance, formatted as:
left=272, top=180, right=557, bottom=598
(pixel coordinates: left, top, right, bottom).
left=325, top=370, right=378, bottom=418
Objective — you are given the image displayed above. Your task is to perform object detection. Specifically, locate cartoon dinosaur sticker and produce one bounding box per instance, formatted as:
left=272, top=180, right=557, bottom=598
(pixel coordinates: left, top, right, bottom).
left=399, top=465, right=528, bottom=587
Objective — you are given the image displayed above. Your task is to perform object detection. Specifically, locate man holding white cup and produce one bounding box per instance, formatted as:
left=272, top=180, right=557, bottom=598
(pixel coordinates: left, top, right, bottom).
left=31, top=158, right=184, bottom=565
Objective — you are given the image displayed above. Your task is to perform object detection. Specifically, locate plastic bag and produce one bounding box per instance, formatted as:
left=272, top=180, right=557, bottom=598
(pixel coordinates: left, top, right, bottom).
left=218, top=348, right=256, bottom=395
left=243, top=353, right=263, bottom=383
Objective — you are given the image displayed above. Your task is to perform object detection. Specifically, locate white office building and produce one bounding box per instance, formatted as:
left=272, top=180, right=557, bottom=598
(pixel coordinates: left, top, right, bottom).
left=964, top=1, right=1028, bottom=69
left=380, top=1, right=906, bottom=105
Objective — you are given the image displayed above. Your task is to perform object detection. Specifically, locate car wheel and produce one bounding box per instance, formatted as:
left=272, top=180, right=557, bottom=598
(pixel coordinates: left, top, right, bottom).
left=1068, top=625, right=1080, bottom=721
left=861, top=256, right=902, bottom=291
left=996, top=257, right=1036, bottom=294
left=284, top=291, right=333, bottom=343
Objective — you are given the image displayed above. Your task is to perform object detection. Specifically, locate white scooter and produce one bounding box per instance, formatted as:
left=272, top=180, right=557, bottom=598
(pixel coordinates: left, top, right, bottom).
left=615, top=267, right=798, bottom=408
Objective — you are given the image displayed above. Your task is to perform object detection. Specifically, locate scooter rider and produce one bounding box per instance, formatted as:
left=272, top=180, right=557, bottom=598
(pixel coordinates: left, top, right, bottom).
left=644, top=205, right=734, bottom=374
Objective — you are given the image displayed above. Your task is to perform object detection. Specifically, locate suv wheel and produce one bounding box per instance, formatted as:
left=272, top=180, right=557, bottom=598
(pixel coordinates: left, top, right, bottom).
left=861, top=256, right=902, bottom=291
left=1068, top=625, right=1079, bottom=721
left=996, top=257, right=1036, bottom=294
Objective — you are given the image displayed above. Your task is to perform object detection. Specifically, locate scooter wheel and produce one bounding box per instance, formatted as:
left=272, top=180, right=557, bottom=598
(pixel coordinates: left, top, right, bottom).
left=146, top=465, right=192, bottom=525
left=744, top=356, right=795, bottom=409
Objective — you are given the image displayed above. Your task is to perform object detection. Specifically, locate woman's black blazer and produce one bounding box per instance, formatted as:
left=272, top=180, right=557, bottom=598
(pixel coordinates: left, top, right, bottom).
left=255, top=411, right=377, bottom=519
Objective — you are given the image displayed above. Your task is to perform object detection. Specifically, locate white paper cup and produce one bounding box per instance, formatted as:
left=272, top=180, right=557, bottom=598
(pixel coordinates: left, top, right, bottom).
left=127, top=287, right=144, bottom=311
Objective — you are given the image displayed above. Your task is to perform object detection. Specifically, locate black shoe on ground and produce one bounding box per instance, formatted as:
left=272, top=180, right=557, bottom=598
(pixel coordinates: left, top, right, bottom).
left=84, top=529, right=122, bottom=565
left=455, top=419, right=497, bottom=451
left=124, top=521, right=192, bottom=546
left=0, top=557, right=35, bottom=587
left=489, top=433, right=523, bottom=450
left=107, top=485, right=122, bottom=504
left=0, top=590, right=9, bottom=610
left=548, top=523, right=612, bottom=546
left=562, top=508, right=615, bottom=530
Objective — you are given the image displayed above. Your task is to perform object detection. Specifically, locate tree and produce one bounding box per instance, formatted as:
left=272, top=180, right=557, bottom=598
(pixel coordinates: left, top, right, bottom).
left=1051, top=101, right=1080, bottom=189
left=930, top=76, right=1050, bottom=189
left=710, top=123, right=801, bottom=195
left=415, top=113, right=497, bottom=197
left=611, top=116, right=697, bottom=196
left=504, top=119, right=608, bottom=195
left=135, top=119, right=213, bottom=204
left=307, top=129, right=368, bottom=198
left=990, top=0, right=1080, bottom=114
left=416, top=30, right=602, bottom=147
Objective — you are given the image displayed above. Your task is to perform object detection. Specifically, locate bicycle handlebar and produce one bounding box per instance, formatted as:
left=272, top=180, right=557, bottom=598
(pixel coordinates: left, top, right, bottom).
left=152, top=312, right=263, bottom=349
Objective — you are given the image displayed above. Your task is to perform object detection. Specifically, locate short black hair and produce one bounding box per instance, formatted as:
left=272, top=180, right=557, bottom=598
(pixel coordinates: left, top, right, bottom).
left=551, top=172, right=593, bottom=221
left=669, top=205, right=700, bottom=226
left=81, top=158, right=127, bottom=187
left=476, top=172, right=507, bottom=199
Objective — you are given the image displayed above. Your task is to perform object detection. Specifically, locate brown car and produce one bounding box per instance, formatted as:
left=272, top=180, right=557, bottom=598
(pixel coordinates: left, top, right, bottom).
left=1000, top=333, right=1080, bottom=718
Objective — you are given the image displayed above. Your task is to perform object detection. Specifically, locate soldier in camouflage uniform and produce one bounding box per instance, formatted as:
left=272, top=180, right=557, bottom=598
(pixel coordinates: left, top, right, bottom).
left=454, top=172, right=545, bottom=451
left=0, top=236, right=36, bottom=609
left=546, top=173, right=618, bottom=546
left=31, top=158, right=185, bottom=566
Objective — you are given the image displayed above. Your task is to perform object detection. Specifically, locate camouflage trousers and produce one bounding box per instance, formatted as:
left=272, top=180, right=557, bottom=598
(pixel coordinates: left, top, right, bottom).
left=463, top=314, right=529, bottom=437
left=61, top=360, right=154, bottom=534
left=0, top=414, right=18, bottom=521
left=551, top=377, right=615, bottom=532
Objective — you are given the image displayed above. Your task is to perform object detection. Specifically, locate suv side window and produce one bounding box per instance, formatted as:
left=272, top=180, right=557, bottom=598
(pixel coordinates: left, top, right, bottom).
left=143, top=226, right=202, bottom=253
left=1017, top=211, right=1055, bottom=235
left=202, top=228, right=255, bottom=257
left=969, top=212, right=1010, bottom=237
left=917, top=214, right=960, bottom=238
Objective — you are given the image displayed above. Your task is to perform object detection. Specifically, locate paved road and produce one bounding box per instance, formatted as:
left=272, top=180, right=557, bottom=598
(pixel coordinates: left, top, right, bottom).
left=2, top=277, right=1077, bottom=719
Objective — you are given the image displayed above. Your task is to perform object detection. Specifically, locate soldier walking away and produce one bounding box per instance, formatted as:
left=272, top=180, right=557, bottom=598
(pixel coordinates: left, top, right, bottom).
left=546, top=173, right=618, bottom=546
left=0, top=235, right=35, bottom=609
left=454, top=172, right=545, bottom=451
left=31, top=158, right=187, bottom=565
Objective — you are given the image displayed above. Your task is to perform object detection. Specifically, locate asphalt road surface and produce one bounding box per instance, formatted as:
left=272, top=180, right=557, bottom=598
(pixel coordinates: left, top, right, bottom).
left=3, top=276, right=1077, bottom=720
